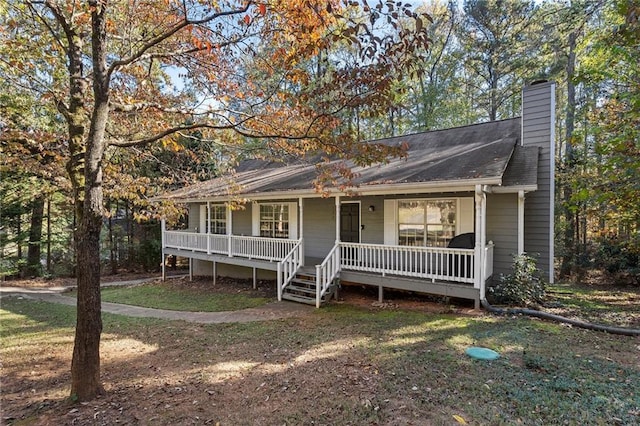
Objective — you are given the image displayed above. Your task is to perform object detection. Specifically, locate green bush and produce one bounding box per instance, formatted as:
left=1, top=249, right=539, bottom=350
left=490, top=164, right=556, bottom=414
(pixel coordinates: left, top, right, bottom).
left=489, top=253, right=546, bottom=306
left=593, top=234, right=639, bottom=275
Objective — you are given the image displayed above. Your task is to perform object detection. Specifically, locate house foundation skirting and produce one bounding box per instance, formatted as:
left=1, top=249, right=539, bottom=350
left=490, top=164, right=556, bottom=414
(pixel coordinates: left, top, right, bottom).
left=164, top=248, right=281, bottom=271
left=339, top=271, right=480, bottom=309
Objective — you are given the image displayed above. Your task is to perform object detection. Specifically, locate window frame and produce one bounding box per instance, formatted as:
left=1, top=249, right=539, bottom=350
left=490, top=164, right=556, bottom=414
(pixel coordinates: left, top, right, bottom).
left=252, top=202, right=299, bottom=240
left=385, top=197, right=474, bottom=248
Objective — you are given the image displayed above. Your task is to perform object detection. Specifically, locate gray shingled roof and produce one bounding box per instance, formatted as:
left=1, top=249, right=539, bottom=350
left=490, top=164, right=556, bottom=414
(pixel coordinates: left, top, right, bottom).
left=160, top=117, right=538, bottom=201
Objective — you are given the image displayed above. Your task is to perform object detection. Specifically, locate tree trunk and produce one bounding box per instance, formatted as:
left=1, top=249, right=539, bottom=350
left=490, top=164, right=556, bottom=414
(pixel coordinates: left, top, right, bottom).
left=559, top=30, right=578, bottom=277
left=46, top=197, right=51, bottom=274
left=70, top=3, right=110, bottom=401
left=16, top=213, right=22, bottom=261
left=25, top=195, right=45, bottom=277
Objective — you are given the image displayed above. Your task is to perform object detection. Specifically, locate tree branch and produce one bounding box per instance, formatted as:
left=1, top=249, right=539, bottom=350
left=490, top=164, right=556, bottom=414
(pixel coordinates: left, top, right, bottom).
left=107, top=2, right=253, bottom=79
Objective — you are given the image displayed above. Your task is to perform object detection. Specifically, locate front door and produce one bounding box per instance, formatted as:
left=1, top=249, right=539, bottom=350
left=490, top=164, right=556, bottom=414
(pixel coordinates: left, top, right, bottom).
left=340, top=203, right=360, bottom=243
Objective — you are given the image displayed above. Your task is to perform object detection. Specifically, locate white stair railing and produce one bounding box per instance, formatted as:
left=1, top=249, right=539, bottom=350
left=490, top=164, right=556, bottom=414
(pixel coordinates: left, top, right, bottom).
left=315, top=243, right=341, bottom=308
left=277, top=240, right=303, bottom=301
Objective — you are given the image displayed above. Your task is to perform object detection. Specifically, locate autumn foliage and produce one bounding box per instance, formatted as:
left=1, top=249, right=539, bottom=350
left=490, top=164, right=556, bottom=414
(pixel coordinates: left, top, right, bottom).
left=1, top=0, right=431, bottom=401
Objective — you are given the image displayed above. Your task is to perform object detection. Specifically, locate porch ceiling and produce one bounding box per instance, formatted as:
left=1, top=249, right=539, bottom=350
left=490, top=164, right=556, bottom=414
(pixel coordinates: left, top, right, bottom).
left=158, top=117, right=536, bottom=202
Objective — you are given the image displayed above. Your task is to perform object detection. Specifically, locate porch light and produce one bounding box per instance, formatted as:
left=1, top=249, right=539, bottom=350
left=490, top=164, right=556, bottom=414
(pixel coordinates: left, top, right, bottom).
left=368, top=205, right=375, bottom=212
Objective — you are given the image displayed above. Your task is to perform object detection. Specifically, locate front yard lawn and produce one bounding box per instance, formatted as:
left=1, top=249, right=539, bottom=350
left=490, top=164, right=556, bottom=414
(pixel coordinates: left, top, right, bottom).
left=68, top=277, right=272, bottom=312
left=2, top=280, right=639, bottom=425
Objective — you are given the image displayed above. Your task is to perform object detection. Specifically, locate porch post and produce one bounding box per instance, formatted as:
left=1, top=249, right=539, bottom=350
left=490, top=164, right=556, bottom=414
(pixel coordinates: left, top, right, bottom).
left=518, top=191, right=525, bottom=255
left=277, top=263, right=283, bottom=301
left=206, top=201, right=211, bottom=254
left=480, top=187, right=487, bottom=291
left=253, top=267, right=257, bottom=290
left=473, top=185, right=486, bottom=304
left=227, top=203, right=233, bottom=257
left=474, top=185, right=488, bottom=304
left=299, top=197, right=305, bottom=267
left=161, top=218, right=166, bottom=282
left=189, top=258, right=193, bottom=282
left=212, top=261, right=216, bottom=286
left=335, top=195, right=341, bottom=244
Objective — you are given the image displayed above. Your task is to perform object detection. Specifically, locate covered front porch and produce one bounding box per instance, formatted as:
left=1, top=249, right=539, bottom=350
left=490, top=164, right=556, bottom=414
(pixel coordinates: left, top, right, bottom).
left=160, top=184, right=519, bottom=308
left=161, top=187, right=498, bottom=308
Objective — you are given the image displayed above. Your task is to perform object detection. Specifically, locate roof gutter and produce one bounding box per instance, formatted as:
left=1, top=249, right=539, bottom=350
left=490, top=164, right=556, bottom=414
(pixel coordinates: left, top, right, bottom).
left=157, top=177, right=503, bottom=203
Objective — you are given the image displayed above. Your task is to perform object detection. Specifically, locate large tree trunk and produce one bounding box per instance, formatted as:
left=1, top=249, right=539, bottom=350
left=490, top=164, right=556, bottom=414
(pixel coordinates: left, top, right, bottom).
left=72, top=202, right=104, bottom=400
left=25, top=195, right=45, bottom=277
left=70, top=2, right=109, bottom=401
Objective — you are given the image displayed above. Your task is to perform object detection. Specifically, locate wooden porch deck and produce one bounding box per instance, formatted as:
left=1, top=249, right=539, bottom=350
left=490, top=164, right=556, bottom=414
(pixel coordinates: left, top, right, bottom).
left=162, top=231, right=488, bottom=308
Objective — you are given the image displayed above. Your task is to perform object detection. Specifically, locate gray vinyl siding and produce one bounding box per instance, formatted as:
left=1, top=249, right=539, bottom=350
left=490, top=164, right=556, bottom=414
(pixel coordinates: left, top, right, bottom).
left=232, top=205, right=252, bottom=235
left=187, top=203, right=199, bottom=231
left=360, top=196, right=385, bottom=244
left=522, top=81, right=555, bottom=282
left=486, top=193, right=519, bottom=278
left=302, top=198, right=336, bottom=259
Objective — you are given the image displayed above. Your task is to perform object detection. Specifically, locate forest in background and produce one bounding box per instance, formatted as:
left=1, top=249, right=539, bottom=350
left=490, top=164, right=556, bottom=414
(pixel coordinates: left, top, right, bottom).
left=1, top=0, right=638, bottom=283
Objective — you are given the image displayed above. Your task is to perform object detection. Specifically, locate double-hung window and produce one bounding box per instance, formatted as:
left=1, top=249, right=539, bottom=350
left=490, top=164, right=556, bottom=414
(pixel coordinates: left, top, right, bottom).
left=259, top=203, right=289, bottom=238
left=208, top=205, right=227, bottom=235
left=398, top=200, right=457, bottom=247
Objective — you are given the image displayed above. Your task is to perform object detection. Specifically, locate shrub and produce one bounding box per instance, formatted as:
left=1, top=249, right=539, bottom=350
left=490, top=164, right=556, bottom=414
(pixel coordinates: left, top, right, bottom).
left=593, top=234, right=639, bottom=275
left=489, top=253, right=546, bottom=306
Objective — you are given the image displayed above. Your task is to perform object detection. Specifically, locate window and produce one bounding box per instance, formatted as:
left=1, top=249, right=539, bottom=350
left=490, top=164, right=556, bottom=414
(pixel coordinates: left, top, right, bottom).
left=259, top=204, right=289, bottom=238
left=208, top=205, right=227, bottom=235
left=398, top=199, right=456, bottom=247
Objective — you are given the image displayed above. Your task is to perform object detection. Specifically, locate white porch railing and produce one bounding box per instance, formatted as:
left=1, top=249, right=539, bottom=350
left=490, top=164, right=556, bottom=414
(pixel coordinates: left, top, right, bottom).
left=165, top=231, right=208, bottom=252
left=277, top=240, right=303, bottom=301
left=164, top=230, right=299, bottom=261
left=315, top=243, right=341, bottom=308
left=233, top=236, right=299, bottom=261
left=337, top=242, right=476, bottom=284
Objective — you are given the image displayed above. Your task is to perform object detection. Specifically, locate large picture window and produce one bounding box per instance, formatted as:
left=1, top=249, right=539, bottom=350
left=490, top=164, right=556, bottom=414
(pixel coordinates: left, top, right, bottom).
left=398, top=199, right=456, bottom=247
left=208, top=205, right=227, bottom=235
left=259, top=204, right=289, bottom=238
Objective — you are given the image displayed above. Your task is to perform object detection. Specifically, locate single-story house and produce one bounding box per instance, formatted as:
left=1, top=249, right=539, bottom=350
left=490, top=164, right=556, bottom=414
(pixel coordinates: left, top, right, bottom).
left=157, top=81, right=555, bottom=308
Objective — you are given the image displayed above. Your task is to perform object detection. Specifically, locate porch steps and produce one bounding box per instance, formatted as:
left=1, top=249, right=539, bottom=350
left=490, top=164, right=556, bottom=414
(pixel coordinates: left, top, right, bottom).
left=281, top=274, right=338, bottom=306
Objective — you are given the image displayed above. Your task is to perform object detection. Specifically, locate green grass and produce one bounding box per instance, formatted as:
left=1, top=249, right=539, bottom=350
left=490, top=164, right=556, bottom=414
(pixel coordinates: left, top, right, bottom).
left=2, top=285, right=639, bottom=425
left=68, top=282, right=271, bottom=312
